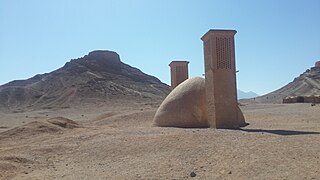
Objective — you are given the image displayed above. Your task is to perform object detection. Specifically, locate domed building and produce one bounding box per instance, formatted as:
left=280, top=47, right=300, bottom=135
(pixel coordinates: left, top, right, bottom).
left=153, top=29, right=247, bottom=129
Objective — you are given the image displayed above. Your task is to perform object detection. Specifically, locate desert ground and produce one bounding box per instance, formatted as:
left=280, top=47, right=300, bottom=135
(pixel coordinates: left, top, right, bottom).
left=0, top=102, right=319, bottom=179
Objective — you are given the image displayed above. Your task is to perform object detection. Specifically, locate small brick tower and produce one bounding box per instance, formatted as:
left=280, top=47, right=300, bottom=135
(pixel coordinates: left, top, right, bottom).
left=201, top=29, right=240, bottom=129
left=169, top=61, right=189, bottom=89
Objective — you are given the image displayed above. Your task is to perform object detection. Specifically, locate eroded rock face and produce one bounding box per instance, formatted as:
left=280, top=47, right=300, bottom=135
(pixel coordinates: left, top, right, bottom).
left=153, top=77, right=246, bottom=128
left=153, top=77, right=208, bottom=128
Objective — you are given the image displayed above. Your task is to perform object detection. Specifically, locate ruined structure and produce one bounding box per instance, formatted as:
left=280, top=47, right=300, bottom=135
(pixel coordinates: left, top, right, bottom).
left=201, top=30, right=240, bottom=129
left=283, top=95, right=320, bottom=104
left=169, top=61, right=189, bottom=89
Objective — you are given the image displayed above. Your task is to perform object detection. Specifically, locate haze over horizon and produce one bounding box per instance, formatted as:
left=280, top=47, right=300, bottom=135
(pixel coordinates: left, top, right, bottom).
left=1, top=0, right=319, bottom=95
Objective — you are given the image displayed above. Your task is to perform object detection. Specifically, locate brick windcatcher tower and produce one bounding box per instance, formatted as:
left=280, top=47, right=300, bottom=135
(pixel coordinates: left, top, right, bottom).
left=169, top=61, right=189, bottom=89
left=201, top=29, right=239, bottom=129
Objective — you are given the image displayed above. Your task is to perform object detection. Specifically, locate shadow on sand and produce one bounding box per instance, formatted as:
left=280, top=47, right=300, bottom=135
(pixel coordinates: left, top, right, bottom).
left=239, top=128, right=320, bottom=136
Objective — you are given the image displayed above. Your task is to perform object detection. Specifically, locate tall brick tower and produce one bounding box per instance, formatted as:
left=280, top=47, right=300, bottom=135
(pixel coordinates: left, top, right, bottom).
left=201, top=29, right=239, bottom=129
left=169, top=61, right=189, bottom=89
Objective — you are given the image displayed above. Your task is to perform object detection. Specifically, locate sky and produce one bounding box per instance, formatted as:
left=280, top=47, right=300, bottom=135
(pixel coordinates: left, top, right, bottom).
left=0, top=0, right=319, bottom=95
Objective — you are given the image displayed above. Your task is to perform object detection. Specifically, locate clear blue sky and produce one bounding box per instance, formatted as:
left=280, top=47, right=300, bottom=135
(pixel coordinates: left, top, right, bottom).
left=0, top=0, right=319, bottom=95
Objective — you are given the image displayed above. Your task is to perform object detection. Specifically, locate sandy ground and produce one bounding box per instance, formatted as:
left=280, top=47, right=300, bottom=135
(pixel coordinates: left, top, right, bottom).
left=0, top=103, right=319, bottom=179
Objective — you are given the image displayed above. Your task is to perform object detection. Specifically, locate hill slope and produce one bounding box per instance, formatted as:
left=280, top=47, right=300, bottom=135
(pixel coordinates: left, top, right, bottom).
left=0, top=50, right=170, bottom=110
left=253, top=61, right=320, bottom=103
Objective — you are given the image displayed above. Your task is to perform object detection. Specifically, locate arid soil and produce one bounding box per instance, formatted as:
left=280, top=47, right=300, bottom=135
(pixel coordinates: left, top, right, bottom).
left=0, top=102, right=319, bottom=179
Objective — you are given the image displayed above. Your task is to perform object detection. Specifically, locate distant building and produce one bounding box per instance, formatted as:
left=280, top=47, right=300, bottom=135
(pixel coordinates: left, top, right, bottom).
left=283, top=95, right=320, bottom=104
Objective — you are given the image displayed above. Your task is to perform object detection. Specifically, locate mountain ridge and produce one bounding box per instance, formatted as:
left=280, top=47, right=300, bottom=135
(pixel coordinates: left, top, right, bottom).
left=237, top=89, right=259, bottom=99
left=0, top=50, right=171, bottom=110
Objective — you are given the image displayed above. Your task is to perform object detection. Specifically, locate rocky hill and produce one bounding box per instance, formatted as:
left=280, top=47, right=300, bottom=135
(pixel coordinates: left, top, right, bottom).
left=252, top=61, right=320, bottom=103
left=0, top=50, right=170, bottom=110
